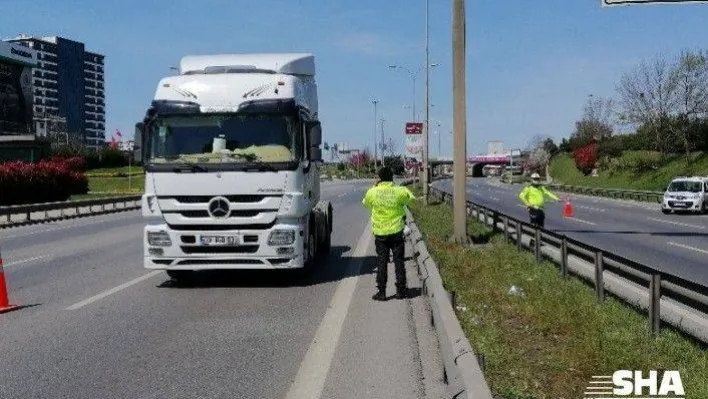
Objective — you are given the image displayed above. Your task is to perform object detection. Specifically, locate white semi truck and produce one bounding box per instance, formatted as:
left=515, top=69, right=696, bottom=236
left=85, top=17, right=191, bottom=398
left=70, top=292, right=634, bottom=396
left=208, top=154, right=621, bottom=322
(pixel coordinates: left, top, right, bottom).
left=133, top=53, right=333, bottom=281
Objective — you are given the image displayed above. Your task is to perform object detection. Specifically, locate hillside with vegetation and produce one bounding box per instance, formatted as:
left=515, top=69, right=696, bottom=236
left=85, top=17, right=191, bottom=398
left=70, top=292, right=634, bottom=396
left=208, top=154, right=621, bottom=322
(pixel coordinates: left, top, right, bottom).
left=532, top=49, right=708, bottom=192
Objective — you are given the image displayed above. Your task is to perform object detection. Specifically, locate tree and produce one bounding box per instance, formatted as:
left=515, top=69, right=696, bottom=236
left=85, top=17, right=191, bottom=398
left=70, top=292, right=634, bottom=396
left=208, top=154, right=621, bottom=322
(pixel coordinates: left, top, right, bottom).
left=616, top=54, right=680, bottom=153
left=673, top=49, right=708, bottom=156
left=525, top=135, right=555, bottom=176
left=569, top=96, right=614, bottom=150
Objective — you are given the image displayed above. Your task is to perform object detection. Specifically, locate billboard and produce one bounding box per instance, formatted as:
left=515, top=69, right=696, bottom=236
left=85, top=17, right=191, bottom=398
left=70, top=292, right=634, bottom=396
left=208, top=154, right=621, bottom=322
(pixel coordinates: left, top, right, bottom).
left=405, top=122, right=423, bottom=135
left=0, top=44, right=35, bottom=136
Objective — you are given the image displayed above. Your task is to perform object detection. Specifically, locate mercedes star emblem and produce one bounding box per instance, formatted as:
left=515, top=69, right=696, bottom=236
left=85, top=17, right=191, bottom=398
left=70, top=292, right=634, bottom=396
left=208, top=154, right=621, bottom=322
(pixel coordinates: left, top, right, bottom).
left=207, top=196, right=230, bottom=218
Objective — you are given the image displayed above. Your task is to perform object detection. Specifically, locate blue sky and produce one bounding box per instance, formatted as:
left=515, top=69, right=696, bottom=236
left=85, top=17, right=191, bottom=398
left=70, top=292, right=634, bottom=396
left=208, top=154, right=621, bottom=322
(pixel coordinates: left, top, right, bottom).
left=3, top=0, right=708, bottom=158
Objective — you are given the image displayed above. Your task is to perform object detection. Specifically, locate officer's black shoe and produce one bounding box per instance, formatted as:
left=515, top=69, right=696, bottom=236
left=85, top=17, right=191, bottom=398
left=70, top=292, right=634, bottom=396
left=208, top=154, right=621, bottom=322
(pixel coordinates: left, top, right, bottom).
left=372, top=291, right=387, bottom=301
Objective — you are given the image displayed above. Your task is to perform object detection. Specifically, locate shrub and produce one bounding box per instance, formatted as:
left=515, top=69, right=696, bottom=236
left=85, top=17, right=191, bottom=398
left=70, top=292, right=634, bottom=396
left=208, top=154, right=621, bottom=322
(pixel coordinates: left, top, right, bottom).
left=0, top=158, right=88, bottom=206
left=572, top=143, right=598, bottom=175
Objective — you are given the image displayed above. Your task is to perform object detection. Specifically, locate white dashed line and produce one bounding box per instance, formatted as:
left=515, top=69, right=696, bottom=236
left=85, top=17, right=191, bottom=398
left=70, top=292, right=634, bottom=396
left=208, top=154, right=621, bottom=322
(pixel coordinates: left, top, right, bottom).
left=573, top=204, right=605, bottom=212
left=489, top=197, right=501, bottom=202
left=565, top=217, right=597, bottom=226
left=647, top=217, right=705, bottom=230
left=66, top=271, right=163, bottom=310
left=3, top=255, right=50, bottom=267
left=667, top=242, right=708, bottom=255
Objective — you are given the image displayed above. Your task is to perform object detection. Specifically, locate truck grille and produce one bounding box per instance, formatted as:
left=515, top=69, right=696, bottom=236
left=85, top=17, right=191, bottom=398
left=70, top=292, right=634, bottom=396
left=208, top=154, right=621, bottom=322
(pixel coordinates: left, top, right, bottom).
left=162, top=195, right=272, bottom=203
left=173, top=210, right=263, bottom=218
left=180, top=245, right=260, bottom=254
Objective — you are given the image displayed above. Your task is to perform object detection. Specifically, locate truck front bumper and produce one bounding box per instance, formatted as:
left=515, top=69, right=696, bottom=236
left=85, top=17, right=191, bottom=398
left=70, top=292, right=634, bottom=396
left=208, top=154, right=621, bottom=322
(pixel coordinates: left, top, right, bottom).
left=143, top=222, right=306, bottom=270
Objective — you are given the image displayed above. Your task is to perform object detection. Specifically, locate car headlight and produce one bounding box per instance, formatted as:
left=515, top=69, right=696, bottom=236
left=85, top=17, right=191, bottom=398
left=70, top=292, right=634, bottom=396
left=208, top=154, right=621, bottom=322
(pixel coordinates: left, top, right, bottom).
left=148, top=231, right=172, bottom=247
left=268, top=230, right=295, bottom=246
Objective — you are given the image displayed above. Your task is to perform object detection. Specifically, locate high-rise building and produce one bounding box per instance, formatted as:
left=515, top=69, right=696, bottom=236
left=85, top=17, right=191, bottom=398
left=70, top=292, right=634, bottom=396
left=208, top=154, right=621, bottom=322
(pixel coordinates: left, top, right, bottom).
left=5, top=35, right=105, bottom=149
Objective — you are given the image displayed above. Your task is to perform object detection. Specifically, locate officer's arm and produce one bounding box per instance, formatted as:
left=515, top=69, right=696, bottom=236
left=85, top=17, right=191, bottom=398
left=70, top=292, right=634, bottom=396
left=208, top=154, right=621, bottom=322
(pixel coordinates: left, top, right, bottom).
left=518, top=187, right=530, bottom=206
left=362, top=189, right=374, bottom=209
left=401, top=187, right=416, bottom=207
left=543, top=187, right=559, bottom=201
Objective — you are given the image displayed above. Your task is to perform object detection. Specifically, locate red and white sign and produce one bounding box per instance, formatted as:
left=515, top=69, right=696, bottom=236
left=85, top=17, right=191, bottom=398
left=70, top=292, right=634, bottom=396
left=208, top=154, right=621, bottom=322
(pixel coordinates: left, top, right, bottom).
left=405, top=122, right=423, bottom=135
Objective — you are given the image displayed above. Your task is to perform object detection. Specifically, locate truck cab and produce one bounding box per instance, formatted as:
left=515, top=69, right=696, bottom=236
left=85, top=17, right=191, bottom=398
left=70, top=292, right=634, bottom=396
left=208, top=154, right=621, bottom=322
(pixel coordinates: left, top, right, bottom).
left=134, top=53, right=332, bottom=281
left=661, top=176, right=708, bottom=214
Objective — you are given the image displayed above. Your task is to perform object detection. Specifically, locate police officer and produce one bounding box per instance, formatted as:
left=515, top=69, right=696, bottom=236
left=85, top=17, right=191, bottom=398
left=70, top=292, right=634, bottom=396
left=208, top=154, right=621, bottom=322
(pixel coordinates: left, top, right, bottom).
left=518, top=172, right=559, bottom=228
left=362, top=166, right=415, bottom=301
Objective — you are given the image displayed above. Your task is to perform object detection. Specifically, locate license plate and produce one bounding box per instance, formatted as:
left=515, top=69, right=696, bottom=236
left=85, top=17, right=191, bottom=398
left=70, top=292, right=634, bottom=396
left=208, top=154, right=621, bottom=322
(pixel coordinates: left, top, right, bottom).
left=199, top=235, right=239, bottom=246
left=674, top=203, right=687, bottom=208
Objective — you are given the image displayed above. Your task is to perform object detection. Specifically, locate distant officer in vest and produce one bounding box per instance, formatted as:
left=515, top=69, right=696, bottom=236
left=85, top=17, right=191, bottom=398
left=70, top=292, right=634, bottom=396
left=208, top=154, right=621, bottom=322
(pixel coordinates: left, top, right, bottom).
left=518, top=172, right=559, bottom=228
left=362, top=166, right=415, bottom=301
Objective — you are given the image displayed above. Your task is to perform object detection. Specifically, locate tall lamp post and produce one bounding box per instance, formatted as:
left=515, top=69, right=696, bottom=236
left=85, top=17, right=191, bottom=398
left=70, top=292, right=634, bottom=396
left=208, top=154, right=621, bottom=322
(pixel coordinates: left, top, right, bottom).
left=452, top=0, right=468, bottom=244
left=372, top=99, right=379, bottom=169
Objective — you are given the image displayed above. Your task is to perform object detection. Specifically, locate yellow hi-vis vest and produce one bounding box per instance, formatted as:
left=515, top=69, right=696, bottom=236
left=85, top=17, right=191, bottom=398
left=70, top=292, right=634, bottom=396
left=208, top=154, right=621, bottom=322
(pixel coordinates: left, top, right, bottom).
left=362, top=182, right=415, bottom=236
left=519, top=184, right=559, bottom=209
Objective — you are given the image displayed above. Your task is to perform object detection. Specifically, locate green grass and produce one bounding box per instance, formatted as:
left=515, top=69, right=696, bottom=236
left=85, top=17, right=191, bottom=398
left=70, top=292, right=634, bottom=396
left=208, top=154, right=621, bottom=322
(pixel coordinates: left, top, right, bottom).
left=550, top=151, right=708, bottom=192
left=88, top=175, right=144, bottom=194
left=408, top=191, right=707, bottom=398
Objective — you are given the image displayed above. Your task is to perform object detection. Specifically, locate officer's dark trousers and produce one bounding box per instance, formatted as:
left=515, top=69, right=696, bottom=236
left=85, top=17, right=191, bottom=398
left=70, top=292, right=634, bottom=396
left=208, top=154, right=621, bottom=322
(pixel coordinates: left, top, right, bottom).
left=374, top=231, right=406, bottom=292
left=529, top=207, right=545, bottom=228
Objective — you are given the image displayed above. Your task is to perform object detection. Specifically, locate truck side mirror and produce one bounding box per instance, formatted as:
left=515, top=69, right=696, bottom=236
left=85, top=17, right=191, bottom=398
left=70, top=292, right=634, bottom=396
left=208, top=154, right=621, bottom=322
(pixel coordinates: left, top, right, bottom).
left=306, top=121, right=322, bottom=147
left=309, top=147, right=323, bottom=162
left=134, top=122, right=144, bottom=163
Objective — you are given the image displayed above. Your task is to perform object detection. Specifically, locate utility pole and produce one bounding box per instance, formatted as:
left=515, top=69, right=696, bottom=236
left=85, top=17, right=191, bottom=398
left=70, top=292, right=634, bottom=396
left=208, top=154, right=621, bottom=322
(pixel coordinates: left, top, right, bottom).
left=452, top=0, right=468, bottom=244
left=372, top=99, right=378, bottom=170
left=380, top=118, right=386, bottom=166
left=423, top=0, right=431, bottom=203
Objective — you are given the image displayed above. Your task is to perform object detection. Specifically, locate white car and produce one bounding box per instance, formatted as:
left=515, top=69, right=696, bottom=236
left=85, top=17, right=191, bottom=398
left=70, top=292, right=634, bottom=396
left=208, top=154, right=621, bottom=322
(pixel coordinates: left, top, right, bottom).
left=661, top=177, right=708, bottom=214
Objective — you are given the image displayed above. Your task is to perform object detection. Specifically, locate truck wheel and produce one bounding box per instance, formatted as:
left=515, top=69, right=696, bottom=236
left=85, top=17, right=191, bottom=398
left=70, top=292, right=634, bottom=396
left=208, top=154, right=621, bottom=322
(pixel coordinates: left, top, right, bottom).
left=320, top=227, right=331, bottom=255
left=166, top=270, right=193, bottom=282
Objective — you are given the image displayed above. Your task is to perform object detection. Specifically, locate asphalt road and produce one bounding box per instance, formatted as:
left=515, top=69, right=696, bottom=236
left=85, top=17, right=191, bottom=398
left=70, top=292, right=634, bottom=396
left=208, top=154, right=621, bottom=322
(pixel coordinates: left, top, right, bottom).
left=433, top=178, right=708, bottom=287
left=0, top=180, right=446, bottom=399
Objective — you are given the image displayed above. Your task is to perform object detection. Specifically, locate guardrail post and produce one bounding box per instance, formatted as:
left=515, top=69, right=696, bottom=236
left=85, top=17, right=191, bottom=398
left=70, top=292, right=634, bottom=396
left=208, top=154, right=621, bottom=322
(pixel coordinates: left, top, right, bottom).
left=516, top=223, right=522, bottom=251
left=560, top=236, right=568, bottom=278
left=534, top=228, right=541, bottom=262
left=594, top=251, right=605, bottom=303
left=649, top=273, right=661, bottom=337
left=503, top=216, right=510, bottom=243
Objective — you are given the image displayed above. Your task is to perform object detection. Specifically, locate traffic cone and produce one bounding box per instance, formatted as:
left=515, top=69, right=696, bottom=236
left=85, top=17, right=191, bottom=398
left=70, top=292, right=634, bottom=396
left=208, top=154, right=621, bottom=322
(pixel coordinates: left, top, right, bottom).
left=0, top=246, right=20, bottom=314
left=563, top=198, right=574, bottom=218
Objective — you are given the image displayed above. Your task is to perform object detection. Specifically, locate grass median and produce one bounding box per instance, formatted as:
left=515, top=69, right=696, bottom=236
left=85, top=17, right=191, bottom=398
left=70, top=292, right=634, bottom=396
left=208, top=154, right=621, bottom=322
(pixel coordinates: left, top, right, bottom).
left=408, top=193, right=707, bottom=398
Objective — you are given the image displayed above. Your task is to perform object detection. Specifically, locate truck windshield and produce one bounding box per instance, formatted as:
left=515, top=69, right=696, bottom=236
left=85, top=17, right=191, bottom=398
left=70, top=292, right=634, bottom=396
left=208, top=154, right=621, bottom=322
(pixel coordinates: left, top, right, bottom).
left=148, top=114, right=301, bottom=164
left=667, top=181, right=703, bottom=193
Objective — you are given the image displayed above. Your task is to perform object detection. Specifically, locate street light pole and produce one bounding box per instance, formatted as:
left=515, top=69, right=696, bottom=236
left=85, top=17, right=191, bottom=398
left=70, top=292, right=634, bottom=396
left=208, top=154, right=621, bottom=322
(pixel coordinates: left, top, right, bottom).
left=381, top=118, right=386, bottom=166
left=423, top=0, right=431, bottom=203
left=372, top=99, right=378, bottom=169
left=452, top=0, right=468, bottom=244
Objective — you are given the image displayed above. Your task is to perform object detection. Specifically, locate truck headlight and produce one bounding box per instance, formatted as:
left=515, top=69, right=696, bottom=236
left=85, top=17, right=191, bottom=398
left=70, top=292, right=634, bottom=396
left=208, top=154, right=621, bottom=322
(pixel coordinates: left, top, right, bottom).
left=268, top=230, right=295, bottom=246
left=148, top=231, right=172, bottom=247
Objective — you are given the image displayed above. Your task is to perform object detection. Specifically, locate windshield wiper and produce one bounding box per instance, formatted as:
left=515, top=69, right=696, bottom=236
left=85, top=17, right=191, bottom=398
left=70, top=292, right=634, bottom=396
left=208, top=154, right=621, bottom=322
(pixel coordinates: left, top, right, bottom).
left=171, top=162, right=208, bottom=173
left=244, top=159, right=278, bottom=172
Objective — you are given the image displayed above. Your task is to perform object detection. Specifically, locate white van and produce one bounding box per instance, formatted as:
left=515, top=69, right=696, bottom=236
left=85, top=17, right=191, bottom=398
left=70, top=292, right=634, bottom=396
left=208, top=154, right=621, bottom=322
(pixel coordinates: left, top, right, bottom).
left=661, top=176, right=708, bottom=214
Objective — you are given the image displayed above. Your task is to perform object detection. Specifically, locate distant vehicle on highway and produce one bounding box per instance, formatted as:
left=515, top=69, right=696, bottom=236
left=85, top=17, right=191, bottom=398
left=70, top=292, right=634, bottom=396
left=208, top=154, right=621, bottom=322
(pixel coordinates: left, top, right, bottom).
left=661, top=176, right=708, bottom=214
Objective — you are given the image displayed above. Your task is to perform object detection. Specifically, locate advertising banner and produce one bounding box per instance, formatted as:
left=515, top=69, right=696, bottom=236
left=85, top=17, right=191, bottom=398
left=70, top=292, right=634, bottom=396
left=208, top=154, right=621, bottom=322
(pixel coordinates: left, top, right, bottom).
left=0, top=59, right=33, bottom=135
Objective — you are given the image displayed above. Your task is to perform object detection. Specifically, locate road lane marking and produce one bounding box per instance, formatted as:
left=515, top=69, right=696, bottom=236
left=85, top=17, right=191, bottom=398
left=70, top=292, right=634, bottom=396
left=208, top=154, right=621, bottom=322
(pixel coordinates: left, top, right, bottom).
left=283, top=225, right=372, bottom=399
left=489, top=196, right=501, bottom=202
left=647, top=217, right=705, bottom=230
left=566, top=217, right=597, bottom=226
left=4, top=255, right=50, bottom=267
left=65, top=271, right=162, bottom=310
left=667, top=241, right=708, bottom=255
left=573, top=204, right=605, bottom=212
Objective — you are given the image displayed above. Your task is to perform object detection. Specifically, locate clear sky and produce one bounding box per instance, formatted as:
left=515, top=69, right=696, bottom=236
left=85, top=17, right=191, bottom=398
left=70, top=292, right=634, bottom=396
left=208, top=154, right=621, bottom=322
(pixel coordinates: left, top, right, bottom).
left=3, top=0, right=708, bottom=158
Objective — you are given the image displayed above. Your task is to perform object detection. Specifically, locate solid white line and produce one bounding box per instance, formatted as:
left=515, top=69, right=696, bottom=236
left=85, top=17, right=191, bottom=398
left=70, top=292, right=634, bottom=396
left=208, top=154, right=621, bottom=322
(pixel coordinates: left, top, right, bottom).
left=4, top=255, right=50, bottom=267
left=648, top=217, right=705, bottom=230
left=667, top=241, right=708, bottom=255
left=65, top=271, right=162, bottom=310
left=283, top=226, right=372, bottom=399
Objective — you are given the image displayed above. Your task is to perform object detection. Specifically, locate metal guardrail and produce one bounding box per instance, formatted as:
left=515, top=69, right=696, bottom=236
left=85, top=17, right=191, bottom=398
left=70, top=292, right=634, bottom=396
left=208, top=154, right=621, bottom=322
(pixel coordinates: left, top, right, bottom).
left=546, top=183, right=664, bottom=203
left=429, top=185, right=708, bottom=344
left=0, top=195, right=142, bottom=228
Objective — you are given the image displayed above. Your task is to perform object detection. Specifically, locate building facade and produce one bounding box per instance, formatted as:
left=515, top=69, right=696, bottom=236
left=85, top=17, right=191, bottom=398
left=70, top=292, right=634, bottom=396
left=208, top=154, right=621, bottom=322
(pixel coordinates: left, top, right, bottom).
left=5, top=35, right=105, bottom=149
